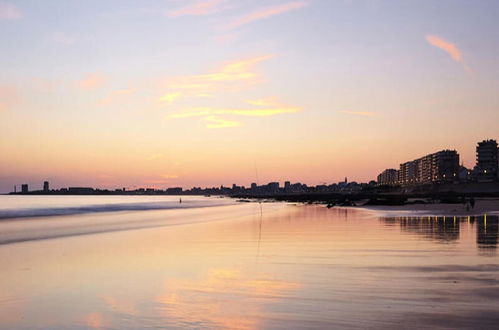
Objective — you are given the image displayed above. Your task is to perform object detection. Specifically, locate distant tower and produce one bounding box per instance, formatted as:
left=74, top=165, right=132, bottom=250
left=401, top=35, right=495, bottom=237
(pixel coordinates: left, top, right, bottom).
left=345, top=177, right=348, bottom=184
left=43, top=181, right=49, bottom=192
left=21, top=184, right=29, bottom=193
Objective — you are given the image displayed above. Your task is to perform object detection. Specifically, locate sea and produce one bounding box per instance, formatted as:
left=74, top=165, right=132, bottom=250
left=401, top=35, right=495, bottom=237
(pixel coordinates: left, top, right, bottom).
left=0, top=195, right=498, bottom=329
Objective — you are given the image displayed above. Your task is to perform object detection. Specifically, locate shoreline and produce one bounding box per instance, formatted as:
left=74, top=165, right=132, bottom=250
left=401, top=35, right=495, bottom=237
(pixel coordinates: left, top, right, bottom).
left=350, top=202, right=499, bottom=217
left=250, top=197, right=499, bottom=218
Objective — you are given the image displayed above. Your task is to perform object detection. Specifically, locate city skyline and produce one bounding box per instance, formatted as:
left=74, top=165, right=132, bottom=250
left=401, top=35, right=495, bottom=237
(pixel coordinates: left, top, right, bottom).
left=2, top=1, right=499, bottom=192
left=5, top=139, right=499, bottom=194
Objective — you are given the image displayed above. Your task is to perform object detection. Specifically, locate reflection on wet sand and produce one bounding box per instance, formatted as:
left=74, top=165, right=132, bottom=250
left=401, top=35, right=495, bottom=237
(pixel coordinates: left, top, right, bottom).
left=1, top=203, right=499, bottom=329
left=381, top=215, right=499, bottom=252
left=476, top=215, right=499, bottom=250
left=83, top=312, right=107, bottom=329
left=156, top=268, right=300, bottom=329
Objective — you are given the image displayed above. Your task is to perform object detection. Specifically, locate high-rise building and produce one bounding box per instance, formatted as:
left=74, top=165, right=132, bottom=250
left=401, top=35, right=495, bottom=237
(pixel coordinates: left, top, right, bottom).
left=474, top=139, right=498, bottom=182
left=43, top=181, right=49, bottom=192
left=377, top=169, right=398, bottom=185
left=397, top=150, right=459, bottom=185
left=21, top=184, right=28, bottom=193
left=432, top=150, right=460, bottom=182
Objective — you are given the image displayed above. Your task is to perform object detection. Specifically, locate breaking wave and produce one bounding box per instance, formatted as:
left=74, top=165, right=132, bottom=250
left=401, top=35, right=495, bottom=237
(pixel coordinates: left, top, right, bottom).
left=0, top=200, right=234, bottom=220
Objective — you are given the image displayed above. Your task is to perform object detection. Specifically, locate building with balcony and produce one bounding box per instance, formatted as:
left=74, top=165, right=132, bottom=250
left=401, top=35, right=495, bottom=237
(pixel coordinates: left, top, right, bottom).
left=397, top=150, right=459, bottom=185
left=474, top=139, right=498, bottom=182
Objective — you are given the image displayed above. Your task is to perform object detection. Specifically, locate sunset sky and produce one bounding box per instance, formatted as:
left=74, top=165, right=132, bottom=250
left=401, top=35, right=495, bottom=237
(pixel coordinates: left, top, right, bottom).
left=1, top=0, right=499, bottom=192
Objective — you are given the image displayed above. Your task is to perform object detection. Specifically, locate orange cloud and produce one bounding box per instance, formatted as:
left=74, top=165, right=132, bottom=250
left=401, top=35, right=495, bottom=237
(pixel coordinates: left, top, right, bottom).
left=0, top=2, right=22, bottom=20
left=203, top=115, right=241, bottom=128
left=168, top=0, right=225, bottom=17
left=224, top=1, right=307, bottom=30
left=174, top=55, right=271, bottom=86
left=158, top=55, right=273, bottom=104
left=158, top=56, right=300, bottom=128
left=245, top=97, right=281, bottom=107
left=169, top=98, right=301, bottom=128
left=78, top=73, right=107, bottom=90
left=338, top=110, right=377, bottom=117
left=426, top=35, right=471, bottom=73
left=170, top=101, right=300, bottom=118
left=159, top=92, right=181, bottom=104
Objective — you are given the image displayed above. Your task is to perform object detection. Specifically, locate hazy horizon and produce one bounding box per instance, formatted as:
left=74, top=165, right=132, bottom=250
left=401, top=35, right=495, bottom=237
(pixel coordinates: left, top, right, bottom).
left=2, top=0, right=499, bottom=192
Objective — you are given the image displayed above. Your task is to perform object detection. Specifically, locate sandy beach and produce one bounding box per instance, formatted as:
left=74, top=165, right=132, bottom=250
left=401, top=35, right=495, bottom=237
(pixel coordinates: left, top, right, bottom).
left=1, top=196, right=499, bottom=329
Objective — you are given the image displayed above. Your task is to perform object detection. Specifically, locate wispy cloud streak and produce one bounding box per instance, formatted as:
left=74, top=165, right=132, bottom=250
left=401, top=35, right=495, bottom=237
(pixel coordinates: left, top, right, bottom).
left=158, top=56, right=300, bottom=128
left=159, top=55, right=273, bottom=103
left=224, top=1, right=307, bottom=30
left=426, top=35, right=471, bottom=73
left=203, top=116, right=241, bottom=128
left=169, top=99, right=301, bottom=128
left=159, top=92, right=182, bottom=104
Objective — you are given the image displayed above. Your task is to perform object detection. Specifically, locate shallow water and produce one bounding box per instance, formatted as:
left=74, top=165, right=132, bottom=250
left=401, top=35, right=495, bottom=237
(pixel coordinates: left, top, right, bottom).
left=0, top=196, right=498, bottom=329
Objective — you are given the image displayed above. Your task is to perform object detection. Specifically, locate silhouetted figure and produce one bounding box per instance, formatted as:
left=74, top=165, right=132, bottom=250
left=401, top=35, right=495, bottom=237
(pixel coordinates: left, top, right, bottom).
left=179, top=198, right=182, bottom=204
left=470, top=197, right=476, bottom=210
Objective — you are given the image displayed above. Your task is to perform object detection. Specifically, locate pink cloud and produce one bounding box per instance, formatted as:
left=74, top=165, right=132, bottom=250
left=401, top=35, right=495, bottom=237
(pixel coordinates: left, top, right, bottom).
left=168, top=0, right=225, bottom=17
left=426, top=35, right=462, bottom=62
left=224, top=1, right=307, bottom=30
left=426, top=35, right=471, bottom=73
left=0, top=1, right=21, bottom=20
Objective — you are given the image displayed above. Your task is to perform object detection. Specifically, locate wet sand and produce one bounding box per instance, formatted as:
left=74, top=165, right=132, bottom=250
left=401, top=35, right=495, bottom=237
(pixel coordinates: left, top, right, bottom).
left=1, top=196, right=499, bottom=329
left=360, top=198, right=499, bottom=217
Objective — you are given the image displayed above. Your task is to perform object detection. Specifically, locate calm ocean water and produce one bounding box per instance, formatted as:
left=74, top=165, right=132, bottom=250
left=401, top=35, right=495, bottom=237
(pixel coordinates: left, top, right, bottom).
left=0, top=196, right=498, bottom=329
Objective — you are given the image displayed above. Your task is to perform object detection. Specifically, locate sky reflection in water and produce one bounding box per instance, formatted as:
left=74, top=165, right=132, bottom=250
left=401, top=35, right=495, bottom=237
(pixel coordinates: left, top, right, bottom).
left=0, top=199, right=498, bottom=329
